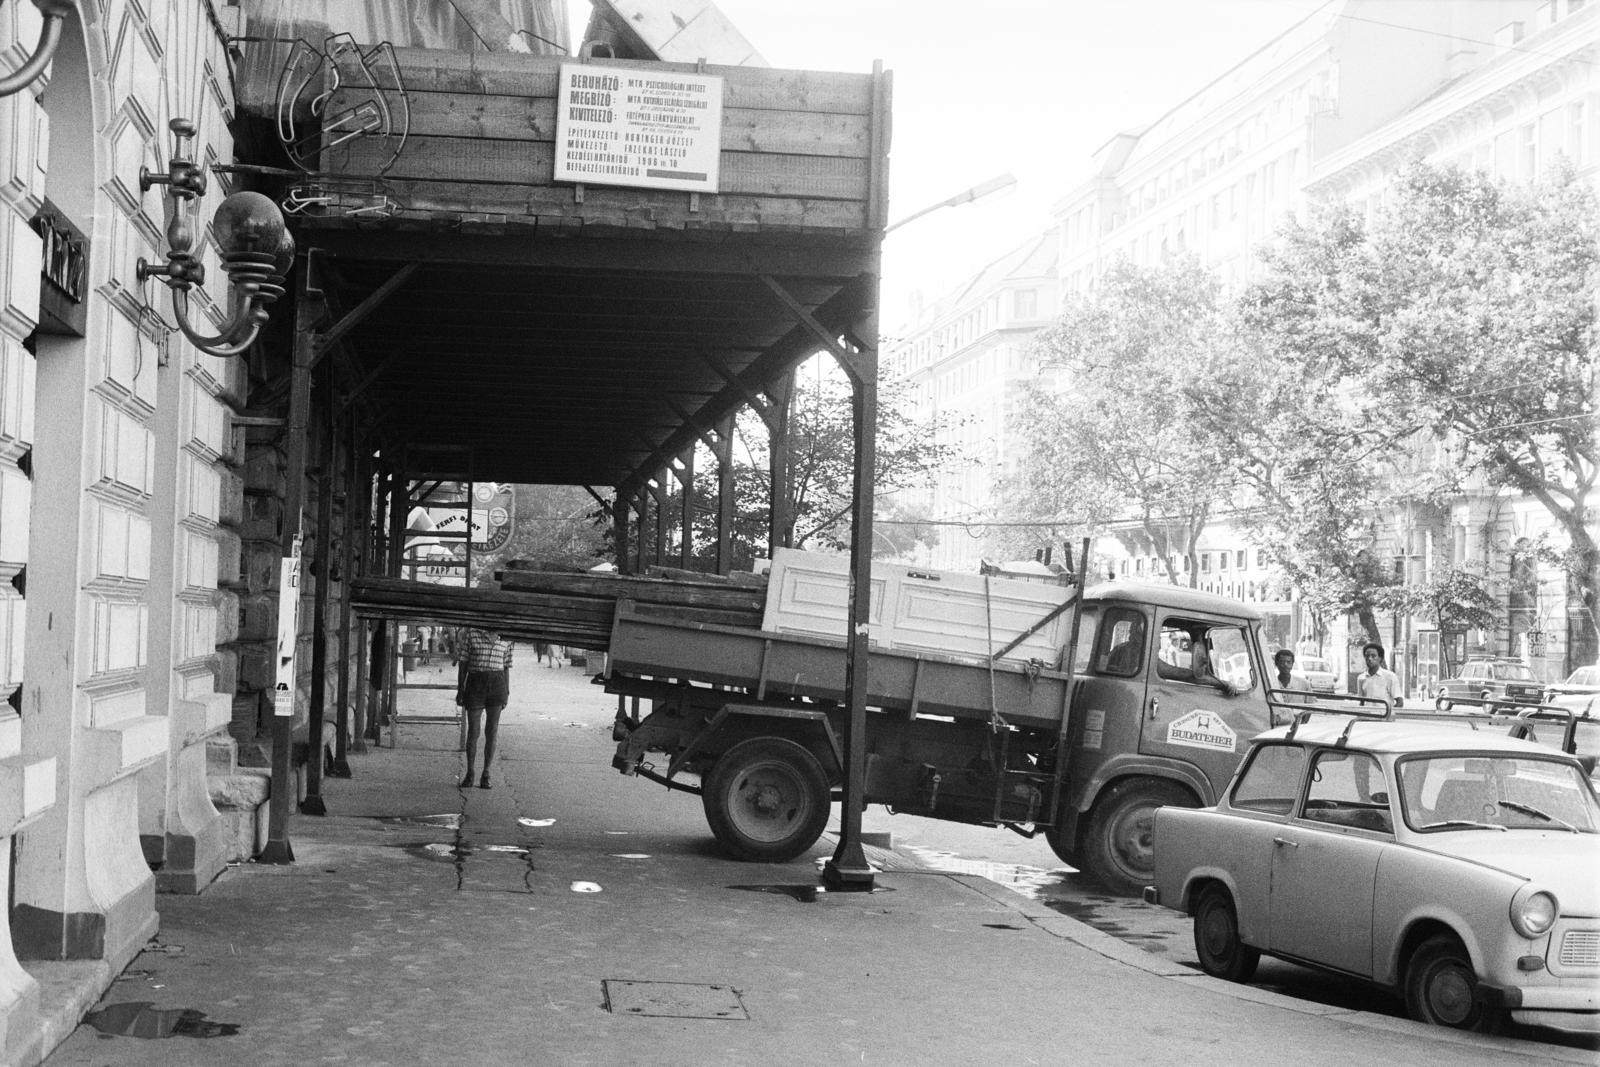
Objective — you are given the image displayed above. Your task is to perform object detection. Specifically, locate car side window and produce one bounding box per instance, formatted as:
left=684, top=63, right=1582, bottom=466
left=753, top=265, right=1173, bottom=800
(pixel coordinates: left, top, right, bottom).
left=1302, top=750, right=1392, bottom=833
left=1230, top=743, right=1307, bottom=815
left=1093, top=607, right=1147, bottom=678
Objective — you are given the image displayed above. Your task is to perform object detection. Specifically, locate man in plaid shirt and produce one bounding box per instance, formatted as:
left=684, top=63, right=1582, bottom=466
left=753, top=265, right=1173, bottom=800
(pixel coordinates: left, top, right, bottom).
left=455, top=628, right=513, bottom=788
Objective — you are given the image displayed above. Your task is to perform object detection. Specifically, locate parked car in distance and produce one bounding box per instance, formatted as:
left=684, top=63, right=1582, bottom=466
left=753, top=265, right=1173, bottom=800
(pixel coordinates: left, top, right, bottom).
left=1434, top=658, right=1543, bottom=709
left=1297, top=655, right=1341, bottom=694
left=1544, top=665, right=1600, bottom=712
left=1145, top=715, right=1599, bottom=1034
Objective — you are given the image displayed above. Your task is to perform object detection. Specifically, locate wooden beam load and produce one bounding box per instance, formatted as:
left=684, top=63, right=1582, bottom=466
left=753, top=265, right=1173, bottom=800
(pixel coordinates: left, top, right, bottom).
left=350, top=566, right=766, bottom=650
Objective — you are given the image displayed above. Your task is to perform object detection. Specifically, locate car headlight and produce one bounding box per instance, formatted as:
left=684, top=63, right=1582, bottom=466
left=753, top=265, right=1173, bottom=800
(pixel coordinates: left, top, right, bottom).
left=1511, top=885, right=1558, bottom=938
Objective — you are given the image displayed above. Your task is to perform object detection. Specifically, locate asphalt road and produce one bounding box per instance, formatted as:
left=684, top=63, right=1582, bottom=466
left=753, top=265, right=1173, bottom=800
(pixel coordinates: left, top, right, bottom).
left=852, top=804, right=1599, bottom=1056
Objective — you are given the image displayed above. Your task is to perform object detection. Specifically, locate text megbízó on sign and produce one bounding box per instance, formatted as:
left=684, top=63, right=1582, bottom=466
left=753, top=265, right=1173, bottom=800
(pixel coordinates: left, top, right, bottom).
left=554, top=64, right=723, bottom=194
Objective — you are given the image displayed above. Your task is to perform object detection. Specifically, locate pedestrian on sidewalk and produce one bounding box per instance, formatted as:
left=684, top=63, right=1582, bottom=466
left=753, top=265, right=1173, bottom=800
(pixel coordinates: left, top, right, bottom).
left=1356, top=642, right=1403, bottom=709
left=1272, top=648, right=1312, bottom=703
left=456, top=628, right=513, bottom=788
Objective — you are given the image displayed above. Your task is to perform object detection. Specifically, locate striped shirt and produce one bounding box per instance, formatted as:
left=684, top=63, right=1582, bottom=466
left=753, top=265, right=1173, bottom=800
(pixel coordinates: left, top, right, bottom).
left=460, top=629, right=513, bottom=672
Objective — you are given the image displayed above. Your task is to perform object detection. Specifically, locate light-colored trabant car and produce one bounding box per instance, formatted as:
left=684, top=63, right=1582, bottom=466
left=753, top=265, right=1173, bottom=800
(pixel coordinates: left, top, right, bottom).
left=1143, top=712, right=1600, bottom=1034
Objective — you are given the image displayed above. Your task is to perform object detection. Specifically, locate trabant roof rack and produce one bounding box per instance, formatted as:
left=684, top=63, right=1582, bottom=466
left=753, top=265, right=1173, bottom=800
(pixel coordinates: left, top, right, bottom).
left=1511, top=702, right=1596, bottom=757
left=1282, top=694, right=1394, bottom=744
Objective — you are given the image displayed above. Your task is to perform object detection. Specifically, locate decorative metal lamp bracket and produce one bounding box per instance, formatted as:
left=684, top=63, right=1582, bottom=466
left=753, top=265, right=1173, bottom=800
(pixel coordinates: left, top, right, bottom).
left=135, top=118, right=294, bottom=358
left=0, top=0, right=72, bottom=99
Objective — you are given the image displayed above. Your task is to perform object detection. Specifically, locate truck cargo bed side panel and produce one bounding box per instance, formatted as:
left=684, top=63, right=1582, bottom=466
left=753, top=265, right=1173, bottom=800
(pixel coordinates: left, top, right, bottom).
left=607, top=607, right=1072, bottom=730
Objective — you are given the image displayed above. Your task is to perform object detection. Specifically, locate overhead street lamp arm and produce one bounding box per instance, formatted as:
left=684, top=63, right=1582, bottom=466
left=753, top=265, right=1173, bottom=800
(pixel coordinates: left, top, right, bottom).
left=882, top=173, right=1017, bottom=236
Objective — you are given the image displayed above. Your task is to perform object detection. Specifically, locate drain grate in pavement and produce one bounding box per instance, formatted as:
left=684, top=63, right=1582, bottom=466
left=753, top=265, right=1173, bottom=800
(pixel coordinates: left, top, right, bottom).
left=602, top=980, right=748, bottom=1020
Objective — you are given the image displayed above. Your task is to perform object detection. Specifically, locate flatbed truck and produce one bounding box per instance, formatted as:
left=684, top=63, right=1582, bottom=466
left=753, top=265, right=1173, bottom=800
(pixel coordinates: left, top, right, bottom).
left=604, top=577, right=1286, bottom=895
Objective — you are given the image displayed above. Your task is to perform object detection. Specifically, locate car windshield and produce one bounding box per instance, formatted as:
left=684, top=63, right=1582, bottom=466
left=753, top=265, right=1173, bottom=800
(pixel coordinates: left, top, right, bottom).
left=1397, top=753, right=1599, bottom=833
left=1564, top=666, right=1599, bottom=687
left=1492, top=662, right=1536, bottom=681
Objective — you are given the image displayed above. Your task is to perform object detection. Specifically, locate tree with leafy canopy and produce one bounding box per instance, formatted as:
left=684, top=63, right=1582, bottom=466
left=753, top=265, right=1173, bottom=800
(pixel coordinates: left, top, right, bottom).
left=1237, top=162, right=1598, bottom=668
left=1002, top=259, right=1238, bottom=586
left=1189, top=213, right=1409, bottom=643
left=469, top=484, right=607, bottom=585
left=1376, top=565, right=1501, bottom=678
left=679, top=362, right=967, bottom=572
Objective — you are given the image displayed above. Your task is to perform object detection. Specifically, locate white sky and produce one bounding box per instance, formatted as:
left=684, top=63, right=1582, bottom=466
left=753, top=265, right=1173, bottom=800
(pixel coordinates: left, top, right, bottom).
left=565, top=0, right=1332, bottom=329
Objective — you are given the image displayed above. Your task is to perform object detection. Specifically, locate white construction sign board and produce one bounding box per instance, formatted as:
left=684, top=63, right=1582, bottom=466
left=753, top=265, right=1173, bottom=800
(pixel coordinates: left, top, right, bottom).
left=554, top=63, right=723, bottom=193
left=273, top=533, right=303, bottom=716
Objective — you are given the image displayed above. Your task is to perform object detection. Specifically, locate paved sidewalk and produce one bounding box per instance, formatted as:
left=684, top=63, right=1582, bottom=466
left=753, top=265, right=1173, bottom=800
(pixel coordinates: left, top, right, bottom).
left=39, top=657, right=1590, bottom=1066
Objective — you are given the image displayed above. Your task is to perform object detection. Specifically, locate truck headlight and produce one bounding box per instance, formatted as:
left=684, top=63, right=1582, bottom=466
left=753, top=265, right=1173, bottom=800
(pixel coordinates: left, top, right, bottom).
left=1511, top=886, right=1558, bottom=938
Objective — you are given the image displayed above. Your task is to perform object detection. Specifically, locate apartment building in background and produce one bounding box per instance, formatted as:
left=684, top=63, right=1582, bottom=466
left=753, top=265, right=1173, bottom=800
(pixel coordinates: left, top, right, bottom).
left=885, top=0, right=1597, bottom=690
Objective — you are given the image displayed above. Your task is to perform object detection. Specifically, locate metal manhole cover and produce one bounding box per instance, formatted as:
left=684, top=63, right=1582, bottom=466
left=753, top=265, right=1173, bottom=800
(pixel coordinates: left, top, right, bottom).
left=602, top=980, right=748, bottom=1020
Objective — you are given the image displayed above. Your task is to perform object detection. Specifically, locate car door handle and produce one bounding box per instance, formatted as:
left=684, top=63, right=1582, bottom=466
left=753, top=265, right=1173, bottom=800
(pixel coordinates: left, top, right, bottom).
left=1272, top=837, right=1299, bottom=849
left=1148, top=697, right=1159, bottom=720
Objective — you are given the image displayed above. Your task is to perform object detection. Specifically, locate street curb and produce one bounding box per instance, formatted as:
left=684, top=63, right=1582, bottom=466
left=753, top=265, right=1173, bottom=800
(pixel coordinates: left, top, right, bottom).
left=938, top=871, right=1594, bottom=1063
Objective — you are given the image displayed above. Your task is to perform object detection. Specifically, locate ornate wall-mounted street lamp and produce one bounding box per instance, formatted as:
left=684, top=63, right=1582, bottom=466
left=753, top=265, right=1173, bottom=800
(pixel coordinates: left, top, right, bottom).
left=137, top=118, right=294, bottom=358
left=0, top=0, right=71, bottom=99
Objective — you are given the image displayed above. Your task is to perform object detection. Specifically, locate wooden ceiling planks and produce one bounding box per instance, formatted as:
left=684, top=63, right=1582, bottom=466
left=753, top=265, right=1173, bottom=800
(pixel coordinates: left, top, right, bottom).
left=291, top=49, right=886, bottom=491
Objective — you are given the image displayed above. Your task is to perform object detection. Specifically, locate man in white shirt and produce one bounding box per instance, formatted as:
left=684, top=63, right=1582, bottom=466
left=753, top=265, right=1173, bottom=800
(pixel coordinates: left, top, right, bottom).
left=1356, top=642, right=1403, bottom=708
left=1272, top=649, right=1313, bottom=703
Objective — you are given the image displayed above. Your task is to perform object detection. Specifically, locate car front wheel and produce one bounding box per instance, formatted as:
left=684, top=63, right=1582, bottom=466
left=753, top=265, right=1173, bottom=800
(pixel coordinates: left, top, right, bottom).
left=1193, top=885, right=1259, bottom=982
left=1434, top=687, right=1453, bottom=711
left=1404, top=934, right=1496, bottom=1031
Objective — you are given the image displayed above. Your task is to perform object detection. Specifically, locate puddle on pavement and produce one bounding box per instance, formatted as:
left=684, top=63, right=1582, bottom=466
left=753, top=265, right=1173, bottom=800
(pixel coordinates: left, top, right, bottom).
left=518, top=817, right=556, bottom=828
left=900, top=845, right=1062, bottom=897
left=611, top=853, right=650, bottom=859
left=375, top=814, right=463, bottom=830
left=898, top=846, right=1172, bottom=943
left=1035, top=890, right=1176, bottom=945
left=570, top=881, right=603, bottom=893
left=408, top=842, right=529, bottom=861
left=84, top=1002, right=239, bottom=1039
left=732, top=883, right=897, bottom=901
left=733, top=883, right=823, bottom=902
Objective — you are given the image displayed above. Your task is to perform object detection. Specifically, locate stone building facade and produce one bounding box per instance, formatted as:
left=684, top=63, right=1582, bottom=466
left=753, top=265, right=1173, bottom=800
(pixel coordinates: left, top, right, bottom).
left=0, top=3, right=292, bottom=1062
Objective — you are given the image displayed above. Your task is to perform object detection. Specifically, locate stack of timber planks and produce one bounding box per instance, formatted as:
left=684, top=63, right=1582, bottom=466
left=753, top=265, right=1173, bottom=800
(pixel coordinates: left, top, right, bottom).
left=350, top=565, right=766, bottom=651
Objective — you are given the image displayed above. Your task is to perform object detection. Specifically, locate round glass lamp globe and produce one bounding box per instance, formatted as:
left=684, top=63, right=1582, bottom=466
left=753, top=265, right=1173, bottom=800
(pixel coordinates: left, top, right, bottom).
left=212, top=191, right=287, bottom=257
left=271, top=227, right=297, bottom=278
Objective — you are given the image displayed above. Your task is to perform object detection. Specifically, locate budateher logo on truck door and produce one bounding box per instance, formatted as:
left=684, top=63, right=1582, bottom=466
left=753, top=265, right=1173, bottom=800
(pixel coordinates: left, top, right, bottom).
left=1166, top=709, right=1237, bottom=752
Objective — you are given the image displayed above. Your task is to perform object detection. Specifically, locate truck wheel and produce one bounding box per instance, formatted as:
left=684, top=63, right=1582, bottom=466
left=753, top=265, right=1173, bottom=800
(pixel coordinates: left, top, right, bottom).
left=1193, top=885, right=1259, bottom=982
left=702, top=738, right=831, bottom=863
left=1081, top=779, right=1197, bottom=896
left=1404, top=934, right=1494, bottom=1031
left=1043, top=821, right=1080, bottom=869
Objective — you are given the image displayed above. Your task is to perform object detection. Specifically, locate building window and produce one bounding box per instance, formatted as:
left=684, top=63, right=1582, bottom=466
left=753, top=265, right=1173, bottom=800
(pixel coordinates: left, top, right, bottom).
left=1219, top=552, right=1230, bottom=571
left=1012, top=289, right=1037, bottom=319
left=1200, top=552, right=1212, bottom=574
left=1236, top=550, right=1246, bottom=570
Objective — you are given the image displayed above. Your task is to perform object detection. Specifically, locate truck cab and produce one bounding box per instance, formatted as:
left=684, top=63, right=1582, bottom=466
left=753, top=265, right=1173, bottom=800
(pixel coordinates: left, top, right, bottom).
left=1047, top=584, right=1274, bottom=893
